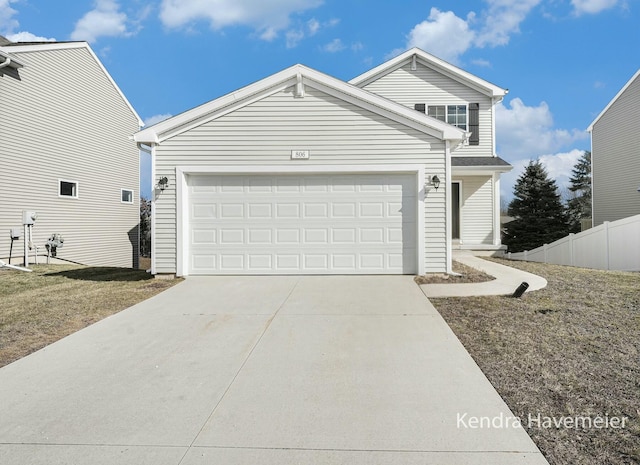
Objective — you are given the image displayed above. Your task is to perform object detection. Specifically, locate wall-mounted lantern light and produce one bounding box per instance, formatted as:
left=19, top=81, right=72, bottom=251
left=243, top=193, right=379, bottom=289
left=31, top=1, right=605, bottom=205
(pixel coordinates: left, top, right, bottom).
left=431, top=175, right=441, bottom=190
left=158, top=176, right=169, bottom=191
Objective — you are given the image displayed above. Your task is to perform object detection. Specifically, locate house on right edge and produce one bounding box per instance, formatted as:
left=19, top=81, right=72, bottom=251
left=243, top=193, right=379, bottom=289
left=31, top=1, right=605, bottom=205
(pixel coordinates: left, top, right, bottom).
left=350, top=48, right=511, bottom=251
left=588, top=69, right=640, bottom=226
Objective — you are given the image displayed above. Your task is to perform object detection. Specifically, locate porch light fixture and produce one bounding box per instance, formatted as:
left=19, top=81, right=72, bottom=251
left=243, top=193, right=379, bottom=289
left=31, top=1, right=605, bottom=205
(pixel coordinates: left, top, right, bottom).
left=158, top=176, right=168, bottom=191
left=431, top=175, right=441, bottom=190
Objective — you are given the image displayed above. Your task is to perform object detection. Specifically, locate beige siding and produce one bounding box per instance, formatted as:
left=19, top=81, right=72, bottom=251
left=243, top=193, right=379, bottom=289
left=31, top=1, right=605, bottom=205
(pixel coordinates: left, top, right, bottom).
left=458, top=176, right=494, bottom=245
left=154, top=86, right=448, bottom=273
left=592, top=75, right=640, bottom=226
left=0, top=46, right=140, bottom=267
left=361, top=62, right=495, bottom=157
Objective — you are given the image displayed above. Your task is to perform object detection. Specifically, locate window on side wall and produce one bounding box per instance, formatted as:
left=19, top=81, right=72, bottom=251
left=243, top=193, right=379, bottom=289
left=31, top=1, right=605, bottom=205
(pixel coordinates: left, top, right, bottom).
left=427, top=105, right=468, bottom=131
left=121, top=189, right=134, bottom=204
left=59, top=180, right=78, bottom=198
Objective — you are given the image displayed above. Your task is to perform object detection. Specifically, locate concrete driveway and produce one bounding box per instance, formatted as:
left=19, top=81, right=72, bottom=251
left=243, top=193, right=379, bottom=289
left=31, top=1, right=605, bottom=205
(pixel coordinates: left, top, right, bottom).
left=0, top=276, right=548, bottom=465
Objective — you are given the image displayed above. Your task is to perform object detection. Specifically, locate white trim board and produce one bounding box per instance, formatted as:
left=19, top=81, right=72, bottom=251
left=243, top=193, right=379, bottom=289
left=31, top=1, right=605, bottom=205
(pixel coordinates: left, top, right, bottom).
left=174, top=164, right=427, bottom=277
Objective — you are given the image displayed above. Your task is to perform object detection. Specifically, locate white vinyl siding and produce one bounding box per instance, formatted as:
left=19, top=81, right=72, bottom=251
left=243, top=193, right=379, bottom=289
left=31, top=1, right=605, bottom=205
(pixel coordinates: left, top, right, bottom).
left=459, top=176, right=494, bottom=245
left=0, top=46, right=140, bottom=267
left=591, top=74, right=640, bottom=226
left=360, top=62, right=494, bottom=157
left=154, top=85, right=447, bottom=274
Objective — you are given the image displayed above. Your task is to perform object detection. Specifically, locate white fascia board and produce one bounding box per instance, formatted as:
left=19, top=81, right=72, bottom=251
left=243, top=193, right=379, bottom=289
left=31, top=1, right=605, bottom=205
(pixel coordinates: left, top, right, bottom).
left=134, top=63, right=466, bottom=145
left=587, top=68, right=640, bottom=132
left=6, top=41, right=144, bottom=127
left=350, top=48, right=508, bottom=98
left=452, top=165, right=513, bottom=175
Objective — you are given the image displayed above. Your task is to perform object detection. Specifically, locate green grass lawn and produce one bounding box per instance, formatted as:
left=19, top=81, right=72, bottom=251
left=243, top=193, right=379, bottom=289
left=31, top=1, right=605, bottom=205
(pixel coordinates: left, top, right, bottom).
left=0, top=264, right=181, bottom=367
left=432, top=258, right=640, bottom=465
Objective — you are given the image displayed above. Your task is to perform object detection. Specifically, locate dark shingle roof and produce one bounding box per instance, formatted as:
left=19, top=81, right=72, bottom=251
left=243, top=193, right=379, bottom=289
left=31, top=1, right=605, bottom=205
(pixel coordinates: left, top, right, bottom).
left=451, top=156, right=511, bottom=167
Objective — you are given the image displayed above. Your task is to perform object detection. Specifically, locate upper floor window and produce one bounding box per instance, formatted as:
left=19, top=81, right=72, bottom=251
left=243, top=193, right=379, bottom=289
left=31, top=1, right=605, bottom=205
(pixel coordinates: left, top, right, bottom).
left=59, top=180, right=78, bottom=198
left=416, top=102, right=480, bottom=146
left=428, top=105, right=467, bottom=130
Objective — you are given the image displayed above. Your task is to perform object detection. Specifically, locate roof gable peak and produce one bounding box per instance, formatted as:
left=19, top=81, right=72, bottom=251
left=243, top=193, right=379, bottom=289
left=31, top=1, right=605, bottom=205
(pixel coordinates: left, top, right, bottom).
left=135, top=62, right=466, bottom=145
left=350, top=47, right=507, bottom=99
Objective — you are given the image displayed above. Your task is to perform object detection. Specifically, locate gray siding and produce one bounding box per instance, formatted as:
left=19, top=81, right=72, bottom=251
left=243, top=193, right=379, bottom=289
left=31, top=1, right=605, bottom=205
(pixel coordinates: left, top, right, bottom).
left=0, top=46, right=140, bottom=267
left=361, top=62, right=495, bottom=157
left=592, top=75, right=640, bottom=226
left=154, top=85, right=448, bottom=273
left=458, top=176, right=494, bottom=245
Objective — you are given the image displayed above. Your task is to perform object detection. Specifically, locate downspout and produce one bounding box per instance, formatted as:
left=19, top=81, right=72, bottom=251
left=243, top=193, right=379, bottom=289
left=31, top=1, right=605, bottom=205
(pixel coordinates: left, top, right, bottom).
left=445, top=140, right=453, bottom=274
left=0, top=55, right=11, bottom=69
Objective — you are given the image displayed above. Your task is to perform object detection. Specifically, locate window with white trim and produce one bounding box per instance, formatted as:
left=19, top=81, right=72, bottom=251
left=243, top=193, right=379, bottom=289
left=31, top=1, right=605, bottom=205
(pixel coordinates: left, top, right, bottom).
left=416, top=102, right=480, bottom=145
left=121, top=189, right=134, bottom=204
left=59, top=180, right=78, bottom=198
left=428, top=105, right=467, bottom=130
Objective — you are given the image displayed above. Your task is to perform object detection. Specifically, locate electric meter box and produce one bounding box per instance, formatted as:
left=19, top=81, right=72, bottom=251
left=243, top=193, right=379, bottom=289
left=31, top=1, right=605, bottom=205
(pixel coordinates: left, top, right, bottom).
left=22, top=211, right=37, bottom=225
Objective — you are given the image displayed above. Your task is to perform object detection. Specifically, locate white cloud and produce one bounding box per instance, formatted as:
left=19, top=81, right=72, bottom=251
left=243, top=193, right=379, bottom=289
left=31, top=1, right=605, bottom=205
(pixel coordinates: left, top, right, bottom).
left=471, top=58, right=491, bottom=67
left=307, top=18, right=320, bottom=36
left=495, top=98, right=588, bottom=201
left=6, top=31, right=56, bottom=42
left=144, top=113, right=172, bottom=126
left=501, top=149, right=585, bottom=200
left=0, top=0, right=56, bottom=42
left=406, top=8, right=475, bottom=64
left=475, top=0, right=542, bottom=47
left=71, top=0, right=132, bottom=43
left=321, top=38, right=345, bottom=53
left=285, top=28, right=305, bottom=48
left=571, top=0, right=618, bottom=15
left=282, top=17, right=338, bottom=48
left=0, top=0, right=18, bottom=33
left=159, top=0, right=323, bottom=41
left=496, top=98, right=588, bottom=159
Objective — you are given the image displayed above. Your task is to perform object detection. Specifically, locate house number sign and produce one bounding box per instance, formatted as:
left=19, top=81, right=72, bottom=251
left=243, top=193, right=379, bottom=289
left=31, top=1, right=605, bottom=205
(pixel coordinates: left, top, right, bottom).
left=291, top=150, right=310, bottom=159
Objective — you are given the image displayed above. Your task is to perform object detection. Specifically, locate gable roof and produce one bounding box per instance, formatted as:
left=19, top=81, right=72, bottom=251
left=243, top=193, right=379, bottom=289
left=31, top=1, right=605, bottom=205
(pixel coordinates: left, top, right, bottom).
left=350, top=48, right=508, bottom=99
left=587, top=69, right=640, bottom=132
left=0, top=41, right=143, bottom=127
left=134, top=63, right=468, bottom=145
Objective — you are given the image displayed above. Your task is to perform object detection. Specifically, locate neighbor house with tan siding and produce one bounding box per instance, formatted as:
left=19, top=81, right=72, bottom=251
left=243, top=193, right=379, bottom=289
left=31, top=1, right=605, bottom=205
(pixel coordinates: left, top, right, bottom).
left=134, top=48, right=510, bottom=276
left=0, top=39, right=142, bottom=267
left=588, top=69, right=640, bottom=226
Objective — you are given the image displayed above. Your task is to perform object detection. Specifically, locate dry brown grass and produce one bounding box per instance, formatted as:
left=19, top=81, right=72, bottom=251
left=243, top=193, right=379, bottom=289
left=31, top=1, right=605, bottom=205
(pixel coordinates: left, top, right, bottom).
left=0, top=264, right=181, bottom=367
left=432, top=258, right=640, bottom=465
left=414, top=260, right=496, bottom=284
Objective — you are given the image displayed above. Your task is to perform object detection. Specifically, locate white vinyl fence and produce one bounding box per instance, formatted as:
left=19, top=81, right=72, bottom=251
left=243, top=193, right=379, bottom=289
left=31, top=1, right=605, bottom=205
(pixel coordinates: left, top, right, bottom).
left=507, top=214, right=640, bottom=272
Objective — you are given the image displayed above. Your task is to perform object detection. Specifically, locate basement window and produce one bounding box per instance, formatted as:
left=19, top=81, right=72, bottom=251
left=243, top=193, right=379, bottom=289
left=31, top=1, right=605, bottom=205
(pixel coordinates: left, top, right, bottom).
left=121, top=189, right=134, bottom=204
left=59, top=180, right=78, bottom=198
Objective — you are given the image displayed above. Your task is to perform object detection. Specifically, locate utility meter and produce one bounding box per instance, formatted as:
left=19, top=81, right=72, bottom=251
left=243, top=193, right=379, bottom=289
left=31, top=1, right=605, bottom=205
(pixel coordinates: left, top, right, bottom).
left=22, top=211, right=37, bottom=225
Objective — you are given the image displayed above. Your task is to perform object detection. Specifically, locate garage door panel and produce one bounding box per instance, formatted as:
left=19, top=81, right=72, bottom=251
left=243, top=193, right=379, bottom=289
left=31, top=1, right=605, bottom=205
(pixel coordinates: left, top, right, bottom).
left=187, top=174, right=417, bottom=274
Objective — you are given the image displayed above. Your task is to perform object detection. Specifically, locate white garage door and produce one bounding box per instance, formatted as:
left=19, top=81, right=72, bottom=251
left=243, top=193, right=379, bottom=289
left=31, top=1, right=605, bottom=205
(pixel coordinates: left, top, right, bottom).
left=187, top=174, right=417, bottom=275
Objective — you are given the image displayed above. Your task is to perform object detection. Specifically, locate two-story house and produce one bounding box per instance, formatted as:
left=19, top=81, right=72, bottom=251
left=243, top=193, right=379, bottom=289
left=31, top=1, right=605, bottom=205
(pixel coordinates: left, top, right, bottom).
left=0, top=38, right=143, bottom=267
left=588, top=69, right=640, bottom=226
left=134, top=48, right=510, bottom=277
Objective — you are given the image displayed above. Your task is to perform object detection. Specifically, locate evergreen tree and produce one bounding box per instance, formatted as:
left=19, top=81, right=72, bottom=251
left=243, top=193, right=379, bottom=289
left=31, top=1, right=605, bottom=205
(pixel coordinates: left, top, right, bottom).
left=140, top=197, right=152, bottom=257
left=504, top=160, right=570, bottom=252
left=566, top=151, right=592, bottom=232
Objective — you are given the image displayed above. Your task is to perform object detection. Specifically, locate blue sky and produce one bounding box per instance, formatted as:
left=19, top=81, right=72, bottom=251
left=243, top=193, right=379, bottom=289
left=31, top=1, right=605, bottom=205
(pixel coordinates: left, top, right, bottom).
left=2, top=0, right=638, bottom=201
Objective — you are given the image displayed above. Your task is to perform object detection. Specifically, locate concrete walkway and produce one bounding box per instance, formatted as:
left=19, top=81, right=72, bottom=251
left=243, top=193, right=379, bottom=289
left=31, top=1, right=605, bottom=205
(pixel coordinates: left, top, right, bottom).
left=0, top=276, right=548, bottom=465
left=420, top=251, right=548, bottom=298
